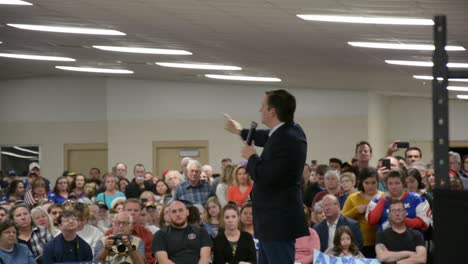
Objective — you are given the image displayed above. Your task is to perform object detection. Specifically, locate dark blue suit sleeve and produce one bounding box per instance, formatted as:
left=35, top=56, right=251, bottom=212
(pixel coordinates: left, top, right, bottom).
left=350, top=219, right=364, bottom=250
left=241, top=129, right=270, bottom=147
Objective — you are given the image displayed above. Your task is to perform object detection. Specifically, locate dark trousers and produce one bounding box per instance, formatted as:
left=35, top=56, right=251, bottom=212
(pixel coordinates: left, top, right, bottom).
left=258, top=240, right=295, bottom=264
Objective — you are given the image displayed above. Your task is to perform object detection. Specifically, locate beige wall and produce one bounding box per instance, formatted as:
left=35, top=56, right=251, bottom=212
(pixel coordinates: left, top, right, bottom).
left=1, top=77, right=467, bottom=183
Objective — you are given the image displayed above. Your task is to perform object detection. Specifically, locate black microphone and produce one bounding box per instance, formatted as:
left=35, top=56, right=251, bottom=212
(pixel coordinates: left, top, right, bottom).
left=246, top=121, right=258, bottom=146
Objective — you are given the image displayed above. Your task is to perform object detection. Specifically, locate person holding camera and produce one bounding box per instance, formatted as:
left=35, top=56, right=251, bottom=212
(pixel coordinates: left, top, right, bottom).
left=42, top=210, right=93, bottom=263
left=94, top=211, right=145, bottom=264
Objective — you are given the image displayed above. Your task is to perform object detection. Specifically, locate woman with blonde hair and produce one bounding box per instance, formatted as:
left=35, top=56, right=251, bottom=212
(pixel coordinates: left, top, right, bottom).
left=31, top=206, right=59, bottom=236
left=227, top=165, right=253, bottom=206
left=216, top=164, right=236, bottom=207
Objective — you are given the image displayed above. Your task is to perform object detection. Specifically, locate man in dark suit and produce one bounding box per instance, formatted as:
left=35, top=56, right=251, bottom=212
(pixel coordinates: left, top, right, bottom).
left=313, top=194, right=363, bottom=252
left=224, top=89, right=309, bottom=264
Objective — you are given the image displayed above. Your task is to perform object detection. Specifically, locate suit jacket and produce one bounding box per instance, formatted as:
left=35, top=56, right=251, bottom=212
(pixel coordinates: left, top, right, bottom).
left=313, top=214, right=364, bottom=252
left=213, top=231, right=257, bottom=264
left=241, top=122, right=309, bottom=241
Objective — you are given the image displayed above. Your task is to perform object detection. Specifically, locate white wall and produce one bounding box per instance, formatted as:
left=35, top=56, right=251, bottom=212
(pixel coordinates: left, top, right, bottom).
left=2, top=77, right=467, bottom=181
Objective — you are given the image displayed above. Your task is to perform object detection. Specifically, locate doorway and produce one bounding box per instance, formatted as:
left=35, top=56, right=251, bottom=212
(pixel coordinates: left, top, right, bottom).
left=152, top=140, right=209, bottom=178
left=64, top=143, right=108, bottom=176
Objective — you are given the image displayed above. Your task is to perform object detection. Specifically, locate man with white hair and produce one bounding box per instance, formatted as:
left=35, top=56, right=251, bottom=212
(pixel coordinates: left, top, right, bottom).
left=201, top=164, right=214, bottom=184
left=94, top=211, right=145, bottom=264
left=174, top=160, right=214, bottom=206
left=180, top=157, right=193, bottom=181
left=311, top=169, right=343, bottom=209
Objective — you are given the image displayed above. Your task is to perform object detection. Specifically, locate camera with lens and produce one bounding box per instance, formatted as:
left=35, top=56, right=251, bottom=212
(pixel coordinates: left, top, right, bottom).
left=110, top=234, right=127, bottom=254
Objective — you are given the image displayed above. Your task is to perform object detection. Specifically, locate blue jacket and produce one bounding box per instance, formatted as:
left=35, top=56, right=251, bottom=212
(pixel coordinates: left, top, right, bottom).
left=42, top=234, right=93, bottom=264
left=0, top=243, right=36, bottom=264
left=313, top=214, right=364, bottom=252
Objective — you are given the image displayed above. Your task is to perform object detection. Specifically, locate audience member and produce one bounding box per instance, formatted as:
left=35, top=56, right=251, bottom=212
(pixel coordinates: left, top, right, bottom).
left=104, top=198, right=154, bottom=264
left=96, top=174, right=126, bottom=209
left=329, top=158, right=343, bottom=171
left=216, top=164, right=236, bottom=207
left=367, top=169, right=431, bottom=232
left=325, top=225, right=364, bottom=258
left=204, top=196, right=223, bottom=237
left=227, top=164, right=253, bottom=206
left=152, top=200, right=212, bottom=264
left=31, top=206, right=59, bottom=236
left=311, top=170, right=343, bottom=209
left=0, top=220, right=36, bottom=263
left=311, top=201, right=325, bottom=226
left=375, top=199, right=427, bottom=264
left=10, top=203, right=53, bottom=260
left=24, top=178, right=49, bottom=207
left=342, top=167, right=382, bottom=258
left=302, top=165, right=326, bottom=209
left=213, top=203, right=256, bottom=264
left=42, top=210, right=93, bottom=263
left=74, top=202, right=103, bottom=254
left=174, top=160, right=214, bottom=206
left=313, top=194, right=363, bottom=252
left=114, top=162, right=128, bottom=181
left=69, top=174, right=86, bottom=199
left=125, top=164, right=155, bottom=199
left=355, top=141, right=372, bottom=168
left=154, top=180, right=172, bottom=204
left=48, top=176, right=70, bottom=204
left=165, top=170, right=184, bottom=199
left=0, top=206, right=8, bottom=223
left=94, top=211, right=145, bottom=264
left=2, top=180, right=25, bottom=202
left=294, top=205, right=320, bottom=264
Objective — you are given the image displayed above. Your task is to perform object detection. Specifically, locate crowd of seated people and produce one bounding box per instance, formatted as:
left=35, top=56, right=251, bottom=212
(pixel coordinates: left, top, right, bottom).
left=0, top=140, right=466, bottom=263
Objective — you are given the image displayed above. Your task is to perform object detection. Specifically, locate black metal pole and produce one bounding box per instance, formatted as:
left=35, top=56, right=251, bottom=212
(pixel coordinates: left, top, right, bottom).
left=432, top=15, right=449, bottom=189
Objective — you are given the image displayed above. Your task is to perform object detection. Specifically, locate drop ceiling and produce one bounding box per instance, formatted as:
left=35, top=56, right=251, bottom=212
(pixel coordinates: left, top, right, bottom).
left=0, top=0, right=467, bottom=95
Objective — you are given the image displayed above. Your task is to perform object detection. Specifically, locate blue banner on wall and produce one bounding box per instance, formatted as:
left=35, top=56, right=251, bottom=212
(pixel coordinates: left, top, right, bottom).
left=313, top=250, right=381, bottom=264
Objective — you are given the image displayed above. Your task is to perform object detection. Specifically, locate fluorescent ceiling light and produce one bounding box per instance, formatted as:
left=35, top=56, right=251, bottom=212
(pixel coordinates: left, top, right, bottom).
left=296, top=15, right=433, bottom=25
left=13, top=146, right=39, bottom=154
left=1, top=151, right=37, bottom=159
left=413, top=75, right=443, bottom=81
left=205, top=74, right=281, bottom=82
left=0, top=0, right=32, bottom=5
left=7, top=24, right=125, bottom=35
left=348, top=42, right=465, bottom=51
left=55, top=66, right=133, bottom=74
left=413, top=75, right=468, bottom=82
left=156, top=62, right=241, bottom=70
left=0, top=53, right=75, bottom=61
left=93, top=45, right=192, bottom=55
left=448, top=86, right=468, bottom=92
left=457, top=95, right=468, bottom=100
left=385, top=60, right=433, bottom=67
left=386, top=60, right=468, bottom=68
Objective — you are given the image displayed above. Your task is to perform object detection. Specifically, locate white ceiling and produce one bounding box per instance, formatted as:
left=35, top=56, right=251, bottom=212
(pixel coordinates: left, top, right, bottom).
left=0, top=0, right=467, bottom=95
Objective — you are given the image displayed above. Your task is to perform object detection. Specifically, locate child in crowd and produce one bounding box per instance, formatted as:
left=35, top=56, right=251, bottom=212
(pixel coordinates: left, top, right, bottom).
left=325, top=226, right=364, bottom=258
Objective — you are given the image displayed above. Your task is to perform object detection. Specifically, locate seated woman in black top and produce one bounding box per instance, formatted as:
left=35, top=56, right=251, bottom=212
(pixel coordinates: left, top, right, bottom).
left=213, top=203, right=256, bottom=264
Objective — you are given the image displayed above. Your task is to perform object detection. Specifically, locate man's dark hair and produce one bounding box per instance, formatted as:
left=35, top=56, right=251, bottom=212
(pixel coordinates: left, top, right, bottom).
left=90, top=167, right=101, bottom=174
left=221, top=158, right=232, bottom=163
left=355, top=141, right=373, bottom=154
left=124, top=198, right=143, bottom=210
left=58, top=210, right=77, bottom=225
left=384, top=169, right=406, bottom=187
left=405, top=147, right=422, bottom=159
left=316, top=164, right=329, bottom=176
left=47, top=203, right=62, bottom=214
left=389, top=199, right=405, bottom=208
left=329, top=158, right=343, bottom=166
left=187, top=205, right=201, bottom=225
left=0, top=219, right=17, bottom=235
left=265, top=89, right=296, bottom=123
